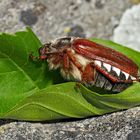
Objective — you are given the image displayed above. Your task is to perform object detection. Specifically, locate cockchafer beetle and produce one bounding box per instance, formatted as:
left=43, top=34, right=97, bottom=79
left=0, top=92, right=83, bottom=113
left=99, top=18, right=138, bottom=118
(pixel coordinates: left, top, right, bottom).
left=31, top=37, right=140, bottom=92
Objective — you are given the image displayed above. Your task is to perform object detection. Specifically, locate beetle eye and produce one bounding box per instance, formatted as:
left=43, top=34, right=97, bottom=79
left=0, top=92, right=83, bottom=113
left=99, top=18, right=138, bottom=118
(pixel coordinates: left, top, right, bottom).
left=39, top=47, right=46, bottom=55
left=44, top=42, right=51, bottom=48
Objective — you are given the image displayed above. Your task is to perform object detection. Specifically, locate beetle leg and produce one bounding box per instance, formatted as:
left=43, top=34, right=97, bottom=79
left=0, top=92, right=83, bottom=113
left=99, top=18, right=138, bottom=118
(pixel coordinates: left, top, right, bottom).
left=95, top=64, right=119, bottom=83
left=66, top=50, right=83, bottom=72
left=63, top=53, right=70, bottom=70
left=95, top=64, right=133, bottom=83
left=81, top=63, right=95, bottom=86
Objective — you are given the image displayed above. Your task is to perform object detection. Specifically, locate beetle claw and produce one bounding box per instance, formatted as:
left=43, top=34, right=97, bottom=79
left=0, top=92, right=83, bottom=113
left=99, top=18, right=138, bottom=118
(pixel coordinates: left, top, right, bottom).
left=29, top=52, right=39, bottom=61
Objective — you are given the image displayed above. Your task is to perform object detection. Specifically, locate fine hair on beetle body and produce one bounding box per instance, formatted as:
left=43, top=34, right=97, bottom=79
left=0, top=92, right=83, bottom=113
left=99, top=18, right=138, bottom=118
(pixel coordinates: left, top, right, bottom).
left=33, top=37, right=140, bottom=93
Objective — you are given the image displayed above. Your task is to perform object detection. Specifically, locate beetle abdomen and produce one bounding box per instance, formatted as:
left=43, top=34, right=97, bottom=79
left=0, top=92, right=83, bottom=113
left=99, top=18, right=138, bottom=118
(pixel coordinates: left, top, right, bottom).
left=94, top=71, right=132, bottom=92
left=93, top=60, right=135, bottom=92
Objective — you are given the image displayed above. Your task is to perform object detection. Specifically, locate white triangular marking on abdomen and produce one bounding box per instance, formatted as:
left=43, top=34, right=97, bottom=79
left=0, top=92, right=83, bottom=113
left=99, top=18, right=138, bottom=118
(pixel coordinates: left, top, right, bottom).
left=122, top=71, right=129, bottom=80
left=95, top=60, right=102, bottom=67
left=130, top=76, right=136, bottom=80
left=112, top=66, right=121, bottom=76
left=103, top=63, right=111, bottom=72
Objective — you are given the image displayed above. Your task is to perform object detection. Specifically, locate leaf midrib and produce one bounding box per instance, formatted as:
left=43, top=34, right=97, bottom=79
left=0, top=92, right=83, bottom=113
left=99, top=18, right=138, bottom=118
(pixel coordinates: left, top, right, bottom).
left=38, top=91, right=98, bottom=114
left=4, top=102, right=78, bottom=118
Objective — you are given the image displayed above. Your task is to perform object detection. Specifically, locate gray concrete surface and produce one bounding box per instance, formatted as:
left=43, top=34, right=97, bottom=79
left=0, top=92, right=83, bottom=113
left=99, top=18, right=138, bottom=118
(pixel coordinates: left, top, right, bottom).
left=0, top=0, right=132, bottom=42
left=0, top=0, right=140, bottom=140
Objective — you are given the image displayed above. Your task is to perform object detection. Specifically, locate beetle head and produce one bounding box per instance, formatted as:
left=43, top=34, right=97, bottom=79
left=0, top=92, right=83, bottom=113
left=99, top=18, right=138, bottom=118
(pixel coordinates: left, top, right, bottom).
left=38, top=42, right=51, bottom=60
left=39, top=37, right=76, bottom=60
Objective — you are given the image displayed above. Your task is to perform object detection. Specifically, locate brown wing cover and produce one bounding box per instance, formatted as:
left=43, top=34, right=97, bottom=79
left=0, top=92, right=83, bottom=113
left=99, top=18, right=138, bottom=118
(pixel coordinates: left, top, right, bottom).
left=73, top=39, right=138, bottom=78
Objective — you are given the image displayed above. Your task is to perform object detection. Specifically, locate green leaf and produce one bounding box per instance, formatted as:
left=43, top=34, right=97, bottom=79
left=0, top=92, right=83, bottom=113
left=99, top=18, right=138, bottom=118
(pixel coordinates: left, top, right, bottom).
left=79, top=82, right=140, bottom=114
left=0, top=28, right=140, bottom=121
left=4, top=83, right=97, bottom=121
left=0, top=27, right=64, bottom=118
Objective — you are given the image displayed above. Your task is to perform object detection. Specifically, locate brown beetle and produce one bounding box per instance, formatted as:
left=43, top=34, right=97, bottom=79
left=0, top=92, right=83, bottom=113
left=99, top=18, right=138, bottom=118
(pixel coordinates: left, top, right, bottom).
left=32, top=37, right=140, bottom=92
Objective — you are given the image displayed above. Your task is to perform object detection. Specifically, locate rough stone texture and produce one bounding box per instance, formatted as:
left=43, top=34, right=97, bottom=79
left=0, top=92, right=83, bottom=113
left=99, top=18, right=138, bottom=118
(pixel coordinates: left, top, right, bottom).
left=113, top=4, right=140, bottom=52
left=0, top=0, right=132, bottom=43
left=0, top=107, right=140, bottom=140
left=0, top=0, right=140, bottom=140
